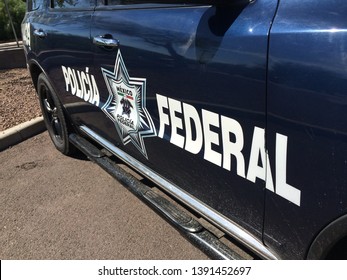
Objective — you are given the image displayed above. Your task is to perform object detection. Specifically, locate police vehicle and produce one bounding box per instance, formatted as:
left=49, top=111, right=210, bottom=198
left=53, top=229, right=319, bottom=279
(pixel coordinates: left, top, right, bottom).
left=22, top=0, right=347, bottom=259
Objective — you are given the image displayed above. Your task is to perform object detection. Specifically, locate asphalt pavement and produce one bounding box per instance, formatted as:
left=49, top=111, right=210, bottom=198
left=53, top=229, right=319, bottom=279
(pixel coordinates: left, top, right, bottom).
left=0, top=131, right=209, bottom=259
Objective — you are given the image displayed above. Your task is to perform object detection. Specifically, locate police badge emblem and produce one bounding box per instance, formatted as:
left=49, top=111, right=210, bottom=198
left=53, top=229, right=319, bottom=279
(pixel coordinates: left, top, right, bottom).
left=101, top=50, right=156, bottom=159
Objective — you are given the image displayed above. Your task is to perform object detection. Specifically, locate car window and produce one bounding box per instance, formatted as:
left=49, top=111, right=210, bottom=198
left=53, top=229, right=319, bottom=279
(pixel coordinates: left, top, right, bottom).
left=97, top=1, right=247, bottom=7
left=53, top=0, right=95, bottom=9
left=28, top=0, right=44, bottom=11
left=102, top=0, right=211, bottom=5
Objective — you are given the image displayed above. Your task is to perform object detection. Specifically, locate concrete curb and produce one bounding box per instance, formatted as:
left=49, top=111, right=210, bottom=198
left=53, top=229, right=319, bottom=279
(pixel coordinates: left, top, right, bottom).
left=0, top=117, right=46, bottom=151
left=0, top=41, right=23, bottom=49
left=0, top=47, right=26, bottom=69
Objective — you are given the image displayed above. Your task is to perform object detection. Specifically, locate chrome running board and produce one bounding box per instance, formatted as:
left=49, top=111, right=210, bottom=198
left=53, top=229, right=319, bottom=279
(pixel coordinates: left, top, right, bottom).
left=77, top=125, right=279, bottom=260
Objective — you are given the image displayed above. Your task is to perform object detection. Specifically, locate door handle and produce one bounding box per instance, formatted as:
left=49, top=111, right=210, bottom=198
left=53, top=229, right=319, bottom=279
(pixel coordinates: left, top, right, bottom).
left=33, top=29, right=47, bottom=38
left=93, top=35, right=119, bottom=47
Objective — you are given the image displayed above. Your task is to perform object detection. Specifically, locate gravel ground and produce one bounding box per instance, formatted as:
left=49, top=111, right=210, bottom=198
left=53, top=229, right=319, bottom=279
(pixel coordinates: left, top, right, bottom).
left=0, top=68, right=41, bottom=131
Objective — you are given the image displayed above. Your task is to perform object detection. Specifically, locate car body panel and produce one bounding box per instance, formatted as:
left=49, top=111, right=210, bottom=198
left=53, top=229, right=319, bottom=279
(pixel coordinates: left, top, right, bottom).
left=266, top=0, right=347, bottom=259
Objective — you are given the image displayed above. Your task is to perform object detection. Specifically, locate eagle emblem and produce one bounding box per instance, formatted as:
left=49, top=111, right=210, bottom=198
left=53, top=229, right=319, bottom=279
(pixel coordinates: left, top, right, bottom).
left=101, top=50, right=156, bottom=158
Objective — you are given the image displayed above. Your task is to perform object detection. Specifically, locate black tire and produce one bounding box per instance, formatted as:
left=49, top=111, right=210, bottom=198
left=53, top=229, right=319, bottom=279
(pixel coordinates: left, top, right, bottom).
left=37, top=73, right=74, bottom=155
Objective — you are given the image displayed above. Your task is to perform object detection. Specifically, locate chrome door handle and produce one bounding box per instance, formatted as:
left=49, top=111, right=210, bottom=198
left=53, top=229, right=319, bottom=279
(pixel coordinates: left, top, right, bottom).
left=33, top=29, right=47, bottom=38
left=93, top=36, right=119, bottom=47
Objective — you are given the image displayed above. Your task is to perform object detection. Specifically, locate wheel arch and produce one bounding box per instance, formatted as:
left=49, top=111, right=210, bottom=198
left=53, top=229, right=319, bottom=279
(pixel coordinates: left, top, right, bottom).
left=28, top=61, right=71, bottom=121
left=28, top=61, right=43, bottom=92
left=307, top=214, right=347, bottom=259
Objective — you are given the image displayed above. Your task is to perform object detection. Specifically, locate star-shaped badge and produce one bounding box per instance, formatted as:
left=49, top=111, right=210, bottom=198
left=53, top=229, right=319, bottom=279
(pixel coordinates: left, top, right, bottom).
left=101, top=50, right=156, bottom=159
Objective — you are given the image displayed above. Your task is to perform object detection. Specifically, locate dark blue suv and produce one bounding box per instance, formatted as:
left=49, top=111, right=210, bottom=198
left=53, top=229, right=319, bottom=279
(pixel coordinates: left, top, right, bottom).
left=22, top=0, right=347, bottom=259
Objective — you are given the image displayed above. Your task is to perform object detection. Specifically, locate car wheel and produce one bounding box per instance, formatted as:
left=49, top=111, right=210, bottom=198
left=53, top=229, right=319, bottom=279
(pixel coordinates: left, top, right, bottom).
left=37, top=73, right=74, bottom=155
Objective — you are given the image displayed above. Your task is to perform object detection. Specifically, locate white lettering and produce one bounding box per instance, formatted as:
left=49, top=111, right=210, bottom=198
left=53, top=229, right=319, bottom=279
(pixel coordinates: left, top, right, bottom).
left=81, top=71, right=90, bottom=101
left=183, top=103, right=203, bottom=154
left=76, top=70, right=83, bottom=98
left=202, top=109, right=222, bottom=167
left=156, top=94, right=170, bottom=139
left=221, top=116, right=245, bottom=178
left=62, top=66, right=69, bottom=92
left=275, top=134, right=301, bottom=206
left=68, top=67, right=77, bottom=95
left=168, top=98, right=185, bottom=148
left=90, top=75, right=100, bottom=106
left=61, top=65, right=100, bottom=107
left=156, top=94, right=301, bottom=206
left=247, top=127, right=274, bottom=192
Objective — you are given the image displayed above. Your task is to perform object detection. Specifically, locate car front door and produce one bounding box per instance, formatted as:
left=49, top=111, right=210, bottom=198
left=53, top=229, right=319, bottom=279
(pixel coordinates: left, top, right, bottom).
left=86, top=0, right=279, bottom=258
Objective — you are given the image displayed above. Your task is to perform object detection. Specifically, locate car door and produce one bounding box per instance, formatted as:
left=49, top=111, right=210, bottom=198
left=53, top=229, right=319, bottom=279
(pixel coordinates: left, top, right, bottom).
left=28, top=0, right=96, bottom=111
left=266, top=0, right=347, bottom=259
left=86, top=0, right=279, bottom=257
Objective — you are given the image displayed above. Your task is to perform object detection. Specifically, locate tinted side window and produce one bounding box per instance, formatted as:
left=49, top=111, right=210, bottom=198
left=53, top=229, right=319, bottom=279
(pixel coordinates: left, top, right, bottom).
left=28, top=0, right=44, bottom=11
left=53, top=0, right=95, bottom=8
left=102, top=0, right=248, bottom=6
left=105, top=0, right=207, bottom=5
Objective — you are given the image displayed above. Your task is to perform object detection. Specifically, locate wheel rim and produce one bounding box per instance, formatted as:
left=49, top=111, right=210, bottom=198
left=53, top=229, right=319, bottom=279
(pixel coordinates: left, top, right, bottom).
left=41, top=86, right=64, bottom=144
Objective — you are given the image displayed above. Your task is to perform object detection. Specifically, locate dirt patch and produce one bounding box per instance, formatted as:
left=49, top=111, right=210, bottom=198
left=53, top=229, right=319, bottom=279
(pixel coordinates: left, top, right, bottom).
left=0, top=68, right=41, bottom=131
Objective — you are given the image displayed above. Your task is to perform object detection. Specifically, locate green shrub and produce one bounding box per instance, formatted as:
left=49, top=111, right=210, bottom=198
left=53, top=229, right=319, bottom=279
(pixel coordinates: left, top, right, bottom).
left=0, top=0, right=26, bottom=42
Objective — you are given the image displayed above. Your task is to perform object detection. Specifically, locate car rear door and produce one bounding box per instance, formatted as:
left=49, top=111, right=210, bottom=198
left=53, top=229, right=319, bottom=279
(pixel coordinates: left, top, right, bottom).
left=28, top=0, right=96, bottom=110
left=87, top=0, right=279, bottom=255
